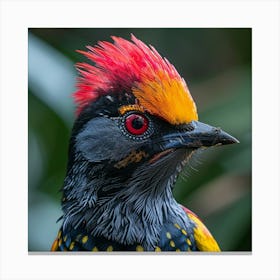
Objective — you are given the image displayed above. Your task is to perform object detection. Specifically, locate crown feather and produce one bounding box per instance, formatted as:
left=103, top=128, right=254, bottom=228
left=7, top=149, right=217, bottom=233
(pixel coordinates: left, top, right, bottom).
left=74, top=34, right=198, bottom=123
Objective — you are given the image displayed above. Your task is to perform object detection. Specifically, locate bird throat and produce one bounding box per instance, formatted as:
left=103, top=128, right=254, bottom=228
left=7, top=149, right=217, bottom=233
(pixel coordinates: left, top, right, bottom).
left=61, top=149, right=194, bottom=250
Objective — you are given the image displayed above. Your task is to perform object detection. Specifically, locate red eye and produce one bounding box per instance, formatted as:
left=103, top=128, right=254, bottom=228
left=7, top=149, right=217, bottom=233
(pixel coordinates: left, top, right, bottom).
left=125, top=113, right=149, bottom=135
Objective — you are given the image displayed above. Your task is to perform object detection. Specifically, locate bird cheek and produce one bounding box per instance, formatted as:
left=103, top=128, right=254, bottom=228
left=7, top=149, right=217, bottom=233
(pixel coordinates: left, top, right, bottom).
left=75, top=117, right=142, bottom=163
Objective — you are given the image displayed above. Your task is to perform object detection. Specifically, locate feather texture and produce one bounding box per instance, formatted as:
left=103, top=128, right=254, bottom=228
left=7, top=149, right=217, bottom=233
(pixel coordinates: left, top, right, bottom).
left=74, top=35, right=198, bottom=124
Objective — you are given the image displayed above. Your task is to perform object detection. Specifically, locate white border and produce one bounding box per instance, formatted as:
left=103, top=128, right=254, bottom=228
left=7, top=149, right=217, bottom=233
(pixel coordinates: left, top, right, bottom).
left=0, top=0, right=279, bottom=279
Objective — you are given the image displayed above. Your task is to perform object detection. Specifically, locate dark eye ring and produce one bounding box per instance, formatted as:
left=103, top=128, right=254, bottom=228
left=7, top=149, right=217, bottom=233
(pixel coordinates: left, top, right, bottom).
left=120, top=112, right=153, bottom=140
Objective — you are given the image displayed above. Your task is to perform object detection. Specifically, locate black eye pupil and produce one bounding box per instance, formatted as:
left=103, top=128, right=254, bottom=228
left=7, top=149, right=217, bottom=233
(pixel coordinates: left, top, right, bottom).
left=132, top=117, right=144, bottom=129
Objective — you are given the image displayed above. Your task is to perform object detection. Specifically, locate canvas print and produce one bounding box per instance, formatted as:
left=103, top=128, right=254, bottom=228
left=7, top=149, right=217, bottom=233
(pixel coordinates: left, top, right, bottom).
left=28, top=28, right=251, bottom=252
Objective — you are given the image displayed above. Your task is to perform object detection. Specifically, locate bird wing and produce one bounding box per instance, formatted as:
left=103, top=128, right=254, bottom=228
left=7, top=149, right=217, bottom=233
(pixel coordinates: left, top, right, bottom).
left=50, top=228, right=92, bottom=251
left=182, top=206, right=221, bottom=252
left=51, top=237, right=60, bottom=251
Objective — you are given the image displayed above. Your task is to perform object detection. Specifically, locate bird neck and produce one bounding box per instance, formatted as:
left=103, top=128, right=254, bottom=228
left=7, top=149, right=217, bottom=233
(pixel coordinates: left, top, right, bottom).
left=61, top=152, right=189, bottom=250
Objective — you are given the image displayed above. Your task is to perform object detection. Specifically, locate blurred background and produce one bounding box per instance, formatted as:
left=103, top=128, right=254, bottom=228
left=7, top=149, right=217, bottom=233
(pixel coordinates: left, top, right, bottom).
left=28, top=28, right=251, bottom=251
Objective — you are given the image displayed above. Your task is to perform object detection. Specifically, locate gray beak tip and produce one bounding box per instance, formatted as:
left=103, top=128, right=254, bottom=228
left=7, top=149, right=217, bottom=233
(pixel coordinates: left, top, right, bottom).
left=219, top=131, right=239, bottom=145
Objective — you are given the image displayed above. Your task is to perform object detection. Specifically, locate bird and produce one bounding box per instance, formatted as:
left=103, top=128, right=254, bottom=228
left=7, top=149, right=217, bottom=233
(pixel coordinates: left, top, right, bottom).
left=51, top=34, right=238, bottom=252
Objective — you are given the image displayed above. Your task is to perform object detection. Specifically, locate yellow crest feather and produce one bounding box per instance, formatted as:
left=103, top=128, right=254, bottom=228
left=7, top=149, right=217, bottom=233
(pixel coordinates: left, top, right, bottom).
left=132, top=70, right=198, bottom=125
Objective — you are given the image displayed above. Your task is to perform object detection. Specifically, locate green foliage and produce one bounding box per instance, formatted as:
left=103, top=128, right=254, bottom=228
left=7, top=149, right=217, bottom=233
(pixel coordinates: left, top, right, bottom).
left=28, top=28, right=251, bottom=251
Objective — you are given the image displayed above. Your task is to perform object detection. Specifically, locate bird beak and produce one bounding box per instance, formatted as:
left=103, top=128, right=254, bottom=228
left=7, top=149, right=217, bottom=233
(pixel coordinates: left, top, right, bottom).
left=161, top=120, right=239, bottom=150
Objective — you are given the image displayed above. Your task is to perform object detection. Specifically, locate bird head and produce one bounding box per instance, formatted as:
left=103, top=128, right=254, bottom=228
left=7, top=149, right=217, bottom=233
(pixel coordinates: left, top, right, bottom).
left=61, top=35, right=238, bottom=247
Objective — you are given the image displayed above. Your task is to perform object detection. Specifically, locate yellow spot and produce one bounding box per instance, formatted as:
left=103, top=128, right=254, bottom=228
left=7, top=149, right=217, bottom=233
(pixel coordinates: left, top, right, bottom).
left=166, top=232, right=172, bottom=239
left=58, top=238, right=62, bottom=247
left=63, top=235, right=68, bottom=242
left=133, top=71, right=198, bottom=125
left=58, top=230, right=62, bottom=238
left=174, top=223, right=181, bottom=229
left=136, top=245, right=144, bottom=251
left=69, top=242, right=75, bottom=250
left=119, top=104, right=145, bottom=115
left=92, top=246, right=99, bottom=252
left=176, top=249, right=181, bottom=252
left=82, top=235, right=88, bottom=244
left=114, top=150, right=149, bottom=169
left=186, top=239, right=192, bottom=246
left=106, top=245, right=113, bottom=251
left=181, top=229, right=187, bottom=236
left=155, top=246, right=161, bottom=252
left=170, top=240, right=175, bottom=248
